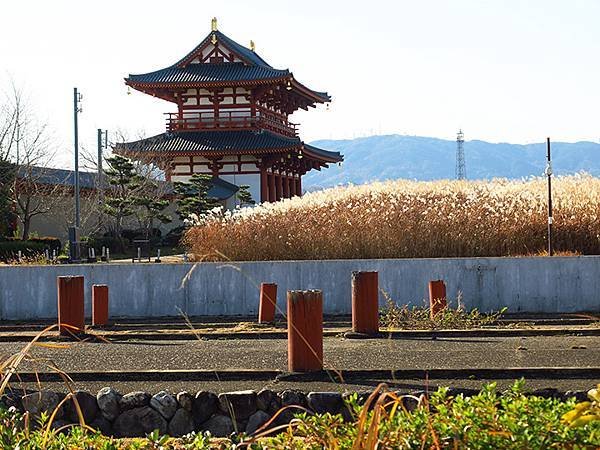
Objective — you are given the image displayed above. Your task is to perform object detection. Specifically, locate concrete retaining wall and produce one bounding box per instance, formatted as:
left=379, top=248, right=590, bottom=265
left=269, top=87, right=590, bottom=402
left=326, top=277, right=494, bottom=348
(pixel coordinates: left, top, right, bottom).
left=0, top=257, right=599, bottom=320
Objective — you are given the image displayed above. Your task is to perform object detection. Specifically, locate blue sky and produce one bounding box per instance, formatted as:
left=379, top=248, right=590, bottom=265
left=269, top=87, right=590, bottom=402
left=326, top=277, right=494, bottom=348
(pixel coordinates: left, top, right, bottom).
left=1, top=0, right=599, bottom=168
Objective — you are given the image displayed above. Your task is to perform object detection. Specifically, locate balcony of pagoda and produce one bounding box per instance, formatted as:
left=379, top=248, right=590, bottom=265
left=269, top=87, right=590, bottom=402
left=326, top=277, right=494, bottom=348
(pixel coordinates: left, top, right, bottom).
left=165, top=108, right=298, bottom=137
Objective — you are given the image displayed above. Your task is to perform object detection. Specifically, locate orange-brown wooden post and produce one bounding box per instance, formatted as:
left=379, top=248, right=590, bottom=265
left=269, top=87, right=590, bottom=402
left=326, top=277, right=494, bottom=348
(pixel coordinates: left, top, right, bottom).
left=352, top=271, right=379, bottom=334
left=428, top=280, right=447, bottom=319
left=92, top=284, right=109, bottom=326
left=57, top=276, right=85, bottom=336
left=287, top=290, right=323, bottom=372
left=258, top=283, right=277, bottom=324
left=268, top=173, right=276, bottom=202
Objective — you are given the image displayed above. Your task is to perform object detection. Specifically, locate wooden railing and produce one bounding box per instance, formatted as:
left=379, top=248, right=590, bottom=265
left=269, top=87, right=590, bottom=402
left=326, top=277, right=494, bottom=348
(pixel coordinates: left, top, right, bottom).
left=165, top=107, right=298, bottom=137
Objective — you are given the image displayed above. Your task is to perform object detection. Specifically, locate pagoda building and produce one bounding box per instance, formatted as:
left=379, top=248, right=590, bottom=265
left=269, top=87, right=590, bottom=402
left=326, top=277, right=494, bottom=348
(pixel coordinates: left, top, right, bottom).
left=114, top=18, right=342, bottom=207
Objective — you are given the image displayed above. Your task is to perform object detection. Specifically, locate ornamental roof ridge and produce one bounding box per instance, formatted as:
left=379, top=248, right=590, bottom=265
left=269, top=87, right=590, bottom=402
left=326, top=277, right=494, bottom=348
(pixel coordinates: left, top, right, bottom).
left=175, top=30, right=273, bottom=69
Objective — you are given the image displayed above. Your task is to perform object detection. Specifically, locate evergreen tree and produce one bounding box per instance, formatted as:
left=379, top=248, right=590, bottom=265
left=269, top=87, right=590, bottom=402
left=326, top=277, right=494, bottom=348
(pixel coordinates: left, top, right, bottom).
left=134, top=191, right=172, bottom=239
left=236, top=184, right=255, bottom=206
left=173, top=174, right=221, bottom=222
left=102, top=155, right=143, bottom=246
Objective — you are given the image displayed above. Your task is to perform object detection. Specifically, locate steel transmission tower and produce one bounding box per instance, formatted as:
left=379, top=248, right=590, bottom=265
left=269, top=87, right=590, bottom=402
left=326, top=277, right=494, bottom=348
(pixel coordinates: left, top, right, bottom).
left=456, top=129, right=466, bottom=180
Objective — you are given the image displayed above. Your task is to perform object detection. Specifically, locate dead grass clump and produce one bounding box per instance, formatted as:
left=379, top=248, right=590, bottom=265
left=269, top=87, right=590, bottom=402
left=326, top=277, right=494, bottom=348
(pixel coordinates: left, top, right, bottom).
left=184, top=174, right=600, bottom=261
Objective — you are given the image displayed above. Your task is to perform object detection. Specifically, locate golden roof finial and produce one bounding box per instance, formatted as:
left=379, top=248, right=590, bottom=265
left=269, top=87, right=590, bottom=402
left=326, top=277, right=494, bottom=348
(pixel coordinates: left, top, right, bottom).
left=211, top=17, right=218, bottom=31
left=250, top=40, right=255, bottom=52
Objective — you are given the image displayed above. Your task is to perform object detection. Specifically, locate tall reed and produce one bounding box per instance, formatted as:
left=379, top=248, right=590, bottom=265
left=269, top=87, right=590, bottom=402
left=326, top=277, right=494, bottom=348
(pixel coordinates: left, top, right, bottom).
left=184, top=174, right=600, bottom=261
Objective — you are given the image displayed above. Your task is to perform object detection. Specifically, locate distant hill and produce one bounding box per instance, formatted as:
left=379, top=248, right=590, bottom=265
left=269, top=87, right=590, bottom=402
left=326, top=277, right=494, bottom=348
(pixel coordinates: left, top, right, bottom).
left=304, top=135, right=600, bottom=189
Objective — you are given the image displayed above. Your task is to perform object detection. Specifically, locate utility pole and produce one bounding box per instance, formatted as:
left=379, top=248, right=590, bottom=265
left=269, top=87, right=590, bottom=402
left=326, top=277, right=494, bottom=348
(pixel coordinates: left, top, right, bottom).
left=456, top=129, right=466, bottom=180
left=73, top=88, right=83, bottom=227
left=97, top=128, right=108, bottom=231
left=545, top=137, right=553, bottom=256
left=97, top=128, right=108, bottom=195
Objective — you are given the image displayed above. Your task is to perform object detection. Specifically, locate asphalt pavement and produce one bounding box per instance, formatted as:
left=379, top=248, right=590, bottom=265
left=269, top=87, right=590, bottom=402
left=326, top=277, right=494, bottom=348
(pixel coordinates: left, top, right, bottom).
left=1, top=335, right=597, bottom=372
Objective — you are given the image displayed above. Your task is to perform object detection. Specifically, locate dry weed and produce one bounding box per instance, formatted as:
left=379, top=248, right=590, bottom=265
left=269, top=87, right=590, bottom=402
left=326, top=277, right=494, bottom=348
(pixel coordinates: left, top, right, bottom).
left=185, top=174, right=600, bottom=261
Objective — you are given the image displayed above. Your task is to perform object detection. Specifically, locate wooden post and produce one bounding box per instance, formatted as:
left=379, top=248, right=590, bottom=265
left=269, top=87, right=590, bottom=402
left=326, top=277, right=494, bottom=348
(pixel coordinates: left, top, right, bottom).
left=276, top=173, right=283, bottom=200
left=57, top=276, right=85, bottom=336
left=92, top=284, right=109, bottom=326
left=258, top=283, right=277, bottom=324
left=268, top=173, right=276, bottom=202
left=287, top=290, right=323, bottom=372
left=351, top=271, right=379, bottom=334
left=296, top=177, right=302, bottom=196
left=290, top=176, right=297, bottom=197
left=260, top=168, right=268, bottom=203
left=283, top=175, right=290, bottom=198
left=428, top=280, right=447, bottom=319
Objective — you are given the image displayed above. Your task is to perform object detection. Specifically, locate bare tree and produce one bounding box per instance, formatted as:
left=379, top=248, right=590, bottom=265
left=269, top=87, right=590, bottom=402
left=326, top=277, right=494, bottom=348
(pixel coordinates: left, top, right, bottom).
left=0, top=84, right=61, bottom=239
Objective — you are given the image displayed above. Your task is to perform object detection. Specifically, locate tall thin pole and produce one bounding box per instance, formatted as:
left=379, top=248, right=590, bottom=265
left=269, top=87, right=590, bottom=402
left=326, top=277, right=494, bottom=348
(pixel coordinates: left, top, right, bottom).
left=97, top=128, right=105, bottom=230
left=97, top=128, right=103, bottom=193
left=73, top=87, right=81, bottom=227
left=545, top=137, right=553, bottom=256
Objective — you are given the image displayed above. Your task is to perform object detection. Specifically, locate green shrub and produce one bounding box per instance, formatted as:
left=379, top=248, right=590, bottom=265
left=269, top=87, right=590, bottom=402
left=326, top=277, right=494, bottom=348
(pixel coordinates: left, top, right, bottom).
left=85, top=235, right=121, bottom=253
left=0, top=382, right=598, bottom=448
left=27, top=237, right=61, bottom=253
left=0, top=240, right=46, bottom=261
left=0, top=237, right=61, bottom=262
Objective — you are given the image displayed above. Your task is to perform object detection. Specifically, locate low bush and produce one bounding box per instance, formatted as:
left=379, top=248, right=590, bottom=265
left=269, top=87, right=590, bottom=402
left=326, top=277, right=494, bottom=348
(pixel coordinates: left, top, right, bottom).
left=85, top=235, right=121, bottom=253
left=0, top=239, right=46, bottom=261
left=121, top=228, right=162, bottom=242
left=162, top=225, right=186, bottom=247
left=27, top=236, right=61, bottom=253
left=0, top=382, right=598, bottom=448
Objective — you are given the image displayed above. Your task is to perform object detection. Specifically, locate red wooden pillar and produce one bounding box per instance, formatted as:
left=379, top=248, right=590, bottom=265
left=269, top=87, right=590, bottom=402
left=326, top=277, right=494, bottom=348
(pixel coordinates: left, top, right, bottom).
left=287, top=290, right=323, bottom=372
left=260, top=168, right=268, bottom=203
left=92, top=284, right=109, bottom=326
left=268, top=173, right=276, bottom=202
left=289, top=176, right=297, bottom=197
left=276, top=173, right=283, bottom=201
left=428, top=280, right=447, bottom=319
left=351, top=271, right=379, bottom=334
left=57, top=276, right=85, bottom=336
left=296, top=177, right=302, bottom=196
left=258, top=283, right=278, bottom=323
left=283, top=175, right=290, bottom=198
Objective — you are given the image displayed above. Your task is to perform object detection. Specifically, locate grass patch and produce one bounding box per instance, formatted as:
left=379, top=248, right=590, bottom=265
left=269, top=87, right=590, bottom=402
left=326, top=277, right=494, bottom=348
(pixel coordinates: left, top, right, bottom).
left=379, top=291, right=507, bottom=330
left=1, top=381, right=599, bottom=448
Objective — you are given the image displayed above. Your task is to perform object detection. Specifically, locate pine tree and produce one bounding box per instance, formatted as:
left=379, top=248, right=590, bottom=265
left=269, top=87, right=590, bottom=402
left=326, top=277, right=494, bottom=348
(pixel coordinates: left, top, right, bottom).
left=102, top=155, right=143, bottom=247
left=236, top=185, right=255, bottom=206
left=135, top=192, right=172, bottom=239
left=173, top=174, right=221, bottom=222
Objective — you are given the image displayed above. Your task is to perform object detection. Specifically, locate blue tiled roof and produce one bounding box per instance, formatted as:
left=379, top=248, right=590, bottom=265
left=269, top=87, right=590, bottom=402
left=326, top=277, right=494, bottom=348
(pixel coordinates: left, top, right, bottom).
left=208, top=177, right=239, bottom=200
left=126, top=30, right=330, bottom=103
left=17, top=166, right=97, bottom=189
left=15, top=165, right=240, bottom=200
left=128, top=63, right=289, bottom=85
left=114, top=130, right=343, bottom=163
left=209, top=31, right=273, bottom=68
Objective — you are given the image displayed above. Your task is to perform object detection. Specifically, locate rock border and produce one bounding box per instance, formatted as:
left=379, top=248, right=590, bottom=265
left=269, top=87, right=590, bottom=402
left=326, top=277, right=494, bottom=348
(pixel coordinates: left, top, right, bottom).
left=1, top=387, right=589, bottom=438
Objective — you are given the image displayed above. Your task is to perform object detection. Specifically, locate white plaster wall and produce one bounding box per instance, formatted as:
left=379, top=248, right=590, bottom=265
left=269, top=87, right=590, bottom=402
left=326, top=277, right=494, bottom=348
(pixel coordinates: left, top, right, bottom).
left=2, top=257, right=600, bottom=320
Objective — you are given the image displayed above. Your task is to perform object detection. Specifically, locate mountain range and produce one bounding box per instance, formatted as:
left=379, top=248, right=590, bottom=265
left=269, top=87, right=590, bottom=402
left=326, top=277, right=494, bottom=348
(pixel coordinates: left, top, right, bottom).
left=304, top=135, right=600, bottom=189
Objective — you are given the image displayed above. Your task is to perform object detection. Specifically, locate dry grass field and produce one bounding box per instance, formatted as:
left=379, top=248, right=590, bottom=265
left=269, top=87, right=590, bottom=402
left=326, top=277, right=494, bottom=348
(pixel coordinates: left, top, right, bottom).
left=184, top=174, right=600, bottom=261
